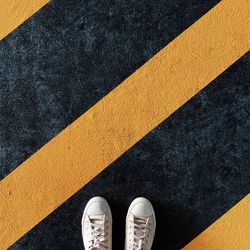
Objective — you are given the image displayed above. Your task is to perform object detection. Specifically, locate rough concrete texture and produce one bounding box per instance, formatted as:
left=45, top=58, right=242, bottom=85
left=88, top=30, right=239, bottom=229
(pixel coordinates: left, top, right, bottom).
left=0, top=0, right=249, bottom=249
left=2, top=1, right=249, bottom=248
left=9, top=54, right=250, bottom=249
left=183, top=195, right=250, bottom=250
left=0, top=0, right=48, bottom=40
left=0, top=0, right=219, bottom=179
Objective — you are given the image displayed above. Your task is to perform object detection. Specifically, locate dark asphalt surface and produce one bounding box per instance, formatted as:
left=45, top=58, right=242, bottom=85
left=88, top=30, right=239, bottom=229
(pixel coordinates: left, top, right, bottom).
left=0, top=0, right=249, bottom=249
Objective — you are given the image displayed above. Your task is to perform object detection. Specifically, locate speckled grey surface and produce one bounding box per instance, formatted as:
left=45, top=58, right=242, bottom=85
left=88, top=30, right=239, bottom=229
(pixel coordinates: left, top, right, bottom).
left=9, top=55, right=250, bottom=249
left=1, top=0, right=249, bottom=249
left=0, top=0, right=219, bottom=179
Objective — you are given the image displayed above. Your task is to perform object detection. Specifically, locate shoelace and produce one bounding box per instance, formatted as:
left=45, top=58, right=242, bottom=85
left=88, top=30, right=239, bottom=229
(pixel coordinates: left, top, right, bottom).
left=88, top=215, right=108, bottom=250
left=129, top=216, right=150, bottom=250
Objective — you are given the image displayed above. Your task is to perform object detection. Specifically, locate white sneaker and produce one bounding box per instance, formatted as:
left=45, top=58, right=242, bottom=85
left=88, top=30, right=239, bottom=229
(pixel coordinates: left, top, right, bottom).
left=82, top=197, right=112, bottom=250
left=125, top=197, right=156, bottom=250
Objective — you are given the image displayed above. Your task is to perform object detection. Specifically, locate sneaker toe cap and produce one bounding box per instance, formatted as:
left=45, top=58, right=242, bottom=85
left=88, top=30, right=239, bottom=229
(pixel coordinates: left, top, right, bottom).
left=131, top=200, right=154, bottom=217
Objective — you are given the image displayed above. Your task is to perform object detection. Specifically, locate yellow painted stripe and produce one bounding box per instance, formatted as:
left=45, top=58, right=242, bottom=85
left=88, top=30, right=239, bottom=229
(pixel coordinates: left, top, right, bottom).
left=0, top=0, right=49, bottom=40
left=0, top=0, right=249, bottom=248
left=183, top=194, right=250, bottom=250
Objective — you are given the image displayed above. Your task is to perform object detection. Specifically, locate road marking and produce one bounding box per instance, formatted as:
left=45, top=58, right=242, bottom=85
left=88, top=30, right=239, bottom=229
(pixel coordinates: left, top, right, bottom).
left=0, top=0, right=249, bottom=249
left=0, top=0, right=48, bottom=40
left=183, top=194, right=250, bottom=250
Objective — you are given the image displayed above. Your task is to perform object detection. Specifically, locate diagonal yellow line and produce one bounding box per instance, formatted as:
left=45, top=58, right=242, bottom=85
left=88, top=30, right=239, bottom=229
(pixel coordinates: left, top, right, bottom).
left=0, top=0, right=49, bottom=40
left=183, top=194, right=250, bottom=250
left=0, top=0, right=249, bottom=249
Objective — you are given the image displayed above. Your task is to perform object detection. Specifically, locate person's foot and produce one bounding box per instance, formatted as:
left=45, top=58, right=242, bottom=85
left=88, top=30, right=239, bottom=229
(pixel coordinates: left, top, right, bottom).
left=82, top=197, right=112, bottom=250
left=125, top=197, right=156, bottom=250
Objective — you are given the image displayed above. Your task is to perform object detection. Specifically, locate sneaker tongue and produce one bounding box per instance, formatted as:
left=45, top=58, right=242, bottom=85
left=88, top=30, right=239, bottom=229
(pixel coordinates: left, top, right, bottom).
left=89, top=214, right=105, bottom=225
left=134, top=216, right=147, bottom=225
